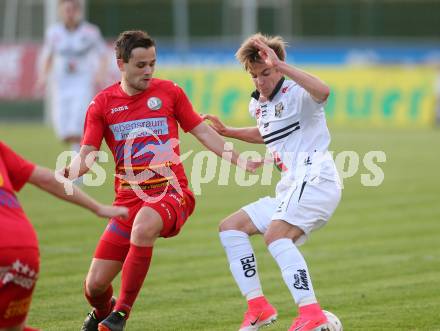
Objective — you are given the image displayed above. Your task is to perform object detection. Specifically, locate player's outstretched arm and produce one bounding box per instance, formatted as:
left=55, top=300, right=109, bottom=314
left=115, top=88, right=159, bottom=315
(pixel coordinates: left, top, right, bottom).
left=202, top=114, right=264, bottom=144
left=35, top=53, right=53, bottom=92
left=28, top=166, right=129, bottom=219
left=190, top=121, right=263, bottom=173
left=252, top=37, right=330, bottom=103
left=62, top=145, right=98, bottom=180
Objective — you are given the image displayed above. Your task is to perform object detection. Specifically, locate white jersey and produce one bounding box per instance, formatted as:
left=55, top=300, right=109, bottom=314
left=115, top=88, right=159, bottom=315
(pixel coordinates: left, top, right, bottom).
left=42, top=21, right=106, bottom=88
left=249, top=78, right=339, bottom=198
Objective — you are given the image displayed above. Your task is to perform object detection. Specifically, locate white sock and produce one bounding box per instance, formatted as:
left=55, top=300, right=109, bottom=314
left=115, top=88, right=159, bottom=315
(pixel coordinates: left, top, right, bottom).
left=268, top=238, right=317, bottom=306
left=246, top=288, right=264, bottom=301
left=219, top=230, right=263, bottom=300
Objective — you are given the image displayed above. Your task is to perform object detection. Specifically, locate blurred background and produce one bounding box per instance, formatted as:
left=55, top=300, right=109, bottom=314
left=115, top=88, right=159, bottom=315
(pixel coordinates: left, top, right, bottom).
left=1, top=0, right=440, bottom=127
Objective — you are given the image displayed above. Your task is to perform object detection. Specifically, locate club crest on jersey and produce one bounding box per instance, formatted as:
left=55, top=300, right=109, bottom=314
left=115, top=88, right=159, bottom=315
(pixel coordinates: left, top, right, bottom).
left=275, top=102, right=284, bottom=118
left=147, top=97, right=162, bottom=111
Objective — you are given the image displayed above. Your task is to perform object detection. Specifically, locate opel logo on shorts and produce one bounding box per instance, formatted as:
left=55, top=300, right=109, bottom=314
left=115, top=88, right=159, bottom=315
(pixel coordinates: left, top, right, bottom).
left=147, top=97, right=162, bottom=111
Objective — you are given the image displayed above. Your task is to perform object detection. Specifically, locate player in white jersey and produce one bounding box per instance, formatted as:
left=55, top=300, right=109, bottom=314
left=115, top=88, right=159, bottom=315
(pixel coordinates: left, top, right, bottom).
left=37, top=0, right=107, bottom=153
left=204, top=34, right=342, bottom=331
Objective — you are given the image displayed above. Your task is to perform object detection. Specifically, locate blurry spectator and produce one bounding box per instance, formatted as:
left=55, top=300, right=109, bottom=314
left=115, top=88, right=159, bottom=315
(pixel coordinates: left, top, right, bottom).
left=36, top=0, right=108, bottom=154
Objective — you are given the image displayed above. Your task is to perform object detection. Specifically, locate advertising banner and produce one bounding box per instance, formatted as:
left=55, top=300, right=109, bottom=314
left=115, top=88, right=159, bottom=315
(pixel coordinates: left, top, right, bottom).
left=0, top=44, right=436, bottom=127
left=0, top=45, right=40, bottom=100
left=158, top=67, right=436, bottom=128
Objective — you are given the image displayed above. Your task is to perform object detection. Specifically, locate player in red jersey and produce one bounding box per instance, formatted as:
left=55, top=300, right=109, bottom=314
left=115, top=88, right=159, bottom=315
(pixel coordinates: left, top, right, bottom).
left=61, top=30, right=261, bottom=331
left=0, top=141, right=128, bottom=331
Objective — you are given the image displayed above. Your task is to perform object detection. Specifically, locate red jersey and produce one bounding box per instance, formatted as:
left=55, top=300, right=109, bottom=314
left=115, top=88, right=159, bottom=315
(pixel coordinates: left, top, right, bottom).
left=0, top=142, right=38, bottom=248
left=82, top=78, right=203, bottom=201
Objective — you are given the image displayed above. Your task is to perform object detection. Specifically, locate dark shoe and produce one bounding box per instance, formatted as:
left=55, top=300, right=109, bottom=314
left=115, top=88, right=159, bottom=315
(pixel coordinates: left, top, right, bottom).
left=98, top=311, right=127, bottom=331
left=81, top=297, right=116, bottom=331
left=81, top=311, right=101, bottom=331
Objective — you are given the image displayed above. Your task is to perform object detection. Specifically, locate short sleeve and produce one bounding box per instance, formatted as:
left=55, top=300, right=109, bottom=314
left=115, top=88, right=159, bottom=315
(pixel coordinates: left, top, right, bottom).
left=81, top=98, right=106, bottom=149
left=173, top=84, right=203, bottom=132
left=296, top=86, right=327, bottom=113
left=248, top=99, right=257, bottom=119
left=0, top=142, right=35, bottom=192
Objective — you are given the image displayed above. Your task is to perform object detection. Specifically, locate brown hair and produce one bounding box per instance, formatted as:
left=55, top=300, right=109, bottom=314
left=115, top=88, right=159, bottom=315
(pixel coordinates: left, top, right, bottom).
left=236, top=33, right=287, bottom=70
left=115, top=30, right=156, bottom=63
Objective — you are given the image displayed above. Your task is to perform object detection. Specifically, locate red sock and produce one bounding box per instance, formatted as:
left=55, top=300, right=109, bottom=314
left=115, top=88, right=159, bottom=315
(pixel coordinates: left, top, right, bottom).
left=84, top=283, right=114, bottom=320
left=114, top=244, right=153, bottom=316
left=24, top=327, right=40, bottom=331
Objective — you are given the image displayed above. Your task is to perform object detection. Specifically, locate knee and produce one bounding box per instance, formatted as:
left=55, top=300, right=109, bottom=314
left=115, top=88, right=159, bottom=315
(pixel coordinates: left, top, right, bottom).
left=263, top=230, right=290, bottom=246
left=219, top=218, right=238, bottom=232
left=219, top=211, right=258, bottom=235
left=263, top=221, right=304, bottom=246
left=263, top=229, right=279, bottom=246
left=130, top=207, right=162, bottom=245
left=219, top=218, right=251, bottom=234
left=131, top=220, right=160, bottom=244
left=85, top=277, right=108, bottom=297
left=263, top=221, right=289, bottom=246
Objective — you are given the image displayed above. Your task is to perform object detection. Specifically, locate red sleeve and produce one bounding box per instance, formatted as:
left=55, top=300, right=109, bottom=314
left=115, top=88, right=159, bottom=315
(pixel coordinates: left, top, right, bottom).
left=173, top=84, right=203, bottom=132
left=81, top=97, right=106, bottom=149
left=0, top=142, right=36, bottom=192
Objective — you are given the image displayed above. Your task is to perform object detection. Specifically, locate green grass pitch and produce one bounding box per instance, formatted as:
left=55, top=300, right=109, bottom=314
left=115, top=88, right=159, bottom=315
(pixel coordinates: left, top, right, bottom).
left=1, top=124, right=439, bottom=330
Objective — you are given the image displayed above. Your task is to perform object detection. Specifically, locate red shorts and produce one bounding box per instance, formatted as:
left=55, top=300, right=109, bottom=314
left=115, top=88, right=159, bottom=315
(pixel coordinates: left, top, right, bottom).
left=94, top=190, right=195, bottom=262
left=0, top=247, right=39, bottom=328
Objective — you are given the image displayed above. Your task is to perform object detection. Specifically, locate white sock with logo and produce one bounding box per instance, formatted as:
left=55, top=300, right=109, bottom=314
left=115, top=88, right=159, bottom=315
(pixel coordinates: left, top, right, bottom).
left=268, top=238, right=317, bottom=306
left=219, top=230, right=263, bottom=300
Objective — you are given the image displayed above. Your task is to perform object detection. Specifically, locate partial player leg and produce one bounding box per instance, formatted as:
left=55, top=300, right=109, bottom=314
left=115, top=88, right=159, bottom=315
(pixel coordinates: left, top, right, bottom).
left=219, top=210, right=277, bottom=331
left=64, top=87, right=90, bottom=154
left=0, top=324, right=24, bottom=331
left=0, top=248, right=39, bottom=331
left=265, top=221, right=328, bottom=331
left=98, top=207, right=162, bottom=331
left=0, top=321, right=30, bottom=331
left=82, top=258, right=122, bottom=331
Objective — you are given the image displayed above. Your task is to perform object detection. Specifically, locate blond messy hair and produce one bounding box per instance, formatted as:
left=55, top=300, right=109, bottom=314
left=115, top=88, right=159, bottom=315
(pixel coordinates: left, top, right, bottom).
left=235, top=33, right=287, bottom=71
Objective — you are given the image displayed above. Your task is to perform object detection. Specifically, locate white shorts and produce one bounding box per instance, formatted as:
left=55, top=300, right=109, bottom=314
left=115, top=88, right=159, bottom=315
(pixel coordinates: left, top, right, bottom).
left=51, top=87, right=93, bottom=140
left=242, top=178, right=341, bottom=245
